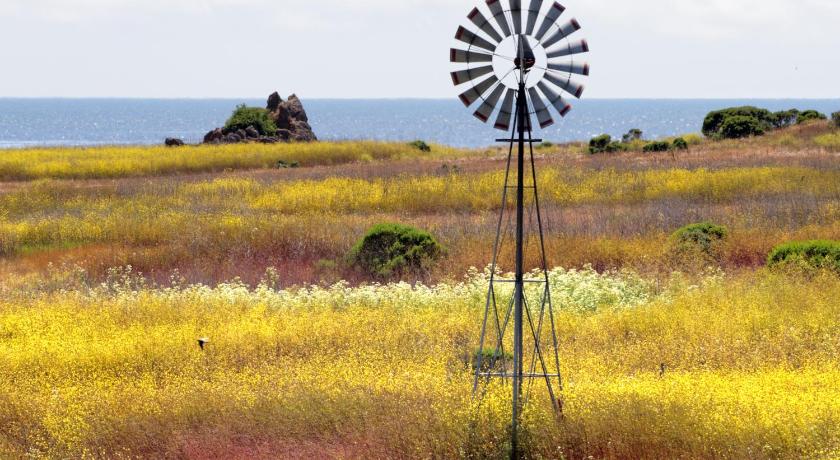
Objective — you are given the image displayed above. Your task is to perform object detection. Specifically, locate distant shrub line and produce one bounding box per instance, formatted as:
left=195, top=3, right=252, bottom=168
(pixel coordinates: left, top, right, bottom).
left=589, top=129, right=692, bottom=154
left=703, top=106, right=828, bottom=140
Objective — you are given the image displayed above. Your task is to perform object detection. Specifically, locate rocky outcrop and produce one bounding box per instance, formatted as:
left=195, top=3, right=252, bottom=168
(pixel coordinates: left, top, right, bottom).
left=266, top=93, right=317, bottom=142
left=165, top=138, right=185, bottom=147
left=198, top=91, right=317, bottom=145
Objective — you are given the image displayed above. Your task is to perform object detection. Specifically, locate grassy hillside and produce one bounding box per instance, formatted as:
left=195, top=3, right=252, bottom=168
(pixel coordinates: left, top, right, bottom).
left=1, top=122, right=840, bottom=458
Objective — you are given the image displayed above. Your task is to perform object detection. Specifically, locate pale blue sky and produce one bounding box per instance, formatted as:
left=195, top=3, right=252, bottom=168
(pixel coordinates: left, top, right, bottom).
left=0, top=0, right=838, bottom=99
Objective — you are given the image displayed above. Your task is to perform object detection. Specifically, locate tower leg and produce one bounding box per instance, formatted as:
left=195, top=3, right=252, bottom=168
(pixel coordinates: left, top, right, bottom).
left=511, top=80, right=528, bottom=460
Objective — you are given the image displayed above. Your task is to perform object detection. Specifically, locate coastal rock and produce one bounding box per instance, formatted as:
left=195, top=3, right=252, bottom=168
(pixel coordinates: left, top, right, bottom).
left=203, top=128, right=224, bottom=143
left=266, top=93, right=317, bottom=142
left=267, top=92, right=282, bottom=112
left=200, top=91, right=317, bottom=145
left=165, top=138, right=185, bottom=147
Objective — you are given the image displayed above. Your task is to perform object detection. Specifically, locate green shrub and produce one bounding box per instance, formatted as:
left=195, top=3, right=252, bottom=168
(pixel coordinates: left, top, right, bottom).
left=672, top=137, right=689, bottom=150
left=472, top=347, right=513, bottom=372
left=702, top=106, right=774, bottom=137
left=832, top=112, right=840, bottom=128
left=589, top=134, right=612, bottom=154
left=672, top=222, right=729, bottom=254
left=719, top=115, right=765, bottom=139
left=606, top=141, right=626, bottom=153
left=349, top=223, right=443, bottom=278
left=768, top=240, right=840, bottom=273
left=797, top=110, right=827, bottom=124
left=622, top=129, right=643, bottom=143
left=224, top=104, right=277, bottom=136
left=643, top=141, right=671, bottom=152
left=408, top=140, right=432, bottom=152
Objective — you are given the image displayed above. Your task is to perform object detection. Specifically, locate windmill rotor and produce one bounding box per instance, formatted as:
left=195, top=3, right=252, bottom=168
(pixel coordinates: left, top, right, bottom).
left=450, top=0, right=590, bottom=130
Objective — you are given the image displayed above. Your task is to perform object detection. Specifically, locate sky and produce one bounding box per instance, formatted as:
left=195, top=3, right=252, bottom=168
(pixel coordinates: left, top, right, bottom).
left=0, top=0, right=838, bottom=99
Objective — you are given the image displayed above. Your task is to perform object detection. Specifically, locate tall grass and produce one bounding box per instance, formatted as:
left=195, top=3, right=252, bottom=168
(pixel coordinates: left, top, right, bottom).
left=0, top=142, right=469, bottom=181
left=0, top=269, right=837, bottom=458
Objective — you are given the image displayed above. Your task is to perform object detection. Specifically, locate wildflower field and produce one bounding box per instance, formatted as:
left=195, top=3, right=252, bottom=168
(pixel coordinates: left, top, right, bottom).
left=1, top=121, right=840, bottom=458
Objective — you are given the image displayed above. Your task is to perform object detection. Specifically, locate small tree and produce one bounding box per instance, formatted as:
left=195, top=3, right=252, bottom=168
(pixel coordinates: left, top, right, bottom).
left=349, top=223, right=444, bottom=279
left=719, top=115, right=765, bottom=139
left=832, top=112, right=840, bottom=128
left=622, top=129, right=643, bottom=143
left=224, top=104, right=277, bottom=136
left=772, top=109, right=800, bottom=129
left=588, top=134, right=612, bottom=154
left=672, top=137, right=689, bottom=150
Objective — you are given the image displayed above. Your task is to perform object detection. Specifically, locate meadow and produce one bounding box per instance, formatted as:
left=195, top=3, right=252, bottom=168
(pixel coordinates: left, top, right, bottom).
left=1, top=121, right=840, bottom=458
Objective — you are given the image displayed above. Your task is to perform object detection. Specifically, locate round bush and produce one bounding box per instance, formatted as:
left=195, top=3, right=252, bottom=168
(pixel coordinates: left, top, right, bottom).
left=672, top=222, right=729, bottom=254
left=588, top=134, right=612, bottom=154
left=719, top=115, right=765, bottom=139
left=408, top=140, right=432, bottom=152
left=768, top=240, right=840, bottom=273
left=643, top=141, right=671, bottom=152
left=702, top=106, right=774, bottom=137
left=672, top=137, right=689, bottom=150
left=350, top=223, right=444, bottom=278
left=224, top=104, right=277, bottom=136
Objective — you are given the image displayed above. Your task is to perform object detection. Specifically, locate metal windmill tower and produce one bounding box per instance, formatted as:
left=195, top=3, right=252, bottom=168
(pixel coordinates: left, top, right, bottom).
left=450, top=1, right=590, bottom=457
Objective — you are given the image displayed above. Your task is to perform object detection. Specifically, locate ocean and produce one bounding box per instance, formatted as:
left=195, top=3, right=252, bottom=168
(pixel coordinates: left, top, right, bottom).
left=0, top=98, right=838, bottom=149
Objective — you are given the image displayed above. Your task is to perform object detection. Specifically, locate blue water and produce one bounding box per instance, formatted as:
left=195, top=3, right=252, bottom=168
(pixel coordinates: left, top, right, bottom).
left=0, top=98, right=838, bottom=149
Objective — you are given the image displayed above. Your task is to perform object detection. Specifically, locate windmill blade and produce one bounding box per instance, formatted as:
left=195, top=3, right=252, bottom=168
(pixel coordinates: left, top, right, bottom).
left=542, top=18, right=581, bottom=49
left=450, top=48, right=493, bottom=64
left=547, top=61, right=590, bottom=76
left=525, top=0, right=544, bottom=35
left=546, top=39, right=589, bottom=59
left=468, top=7, right=504, bottom=43
left=494, top=89, right=516, bottom=130
left=528, top=87, right=554, bottom=128
left=474, top=84, right=506, bottom=123
left=534, top=2, right=566, bottom=41
left=451, top=65, right=494, bottom=86
left=544, top=72, right=585, bottom=99
left=455, top=26, right=497, bottom=53
left=486, top=0, right=513, bottom=37
left=537, top=81, right=572, bottom=117
left=459, top=74, right=500, bottom=107
left=510, top=0, right=523, bottom=35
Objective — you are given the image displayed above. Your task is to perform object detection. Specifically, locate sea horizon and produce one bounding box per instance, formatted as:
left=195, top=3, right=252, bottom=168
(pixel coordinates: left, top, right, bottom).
left=2, top=98, right=838, bottom=149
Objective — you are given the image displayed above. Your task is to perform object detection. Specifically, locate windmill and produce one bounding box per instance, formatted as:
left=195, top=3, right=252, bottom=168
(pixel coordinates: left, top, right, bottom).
left=450, top=1, right=590, bottom=457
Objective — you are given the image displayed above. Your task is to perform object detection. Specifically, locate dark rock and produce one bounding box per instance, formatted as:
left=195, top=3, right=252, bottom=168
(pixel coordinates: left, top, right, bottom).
left=266, top=92, right=282, bottom=112
left=259, top=137, right=278, bottom=144
left=276, top=129, right=292, bottom=141
left=285, top=94, right=308, bottom=122
left=226, top=133, right=242, bottom=143
left=236, top=129, right=247, bottom=140
left=290, top=120, right=317, bottom=142
left=245, top=126, right=260, bottom=139
left=204, top=128, right=224, bottom=143
left=165, top=138, right=185, bottom=147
